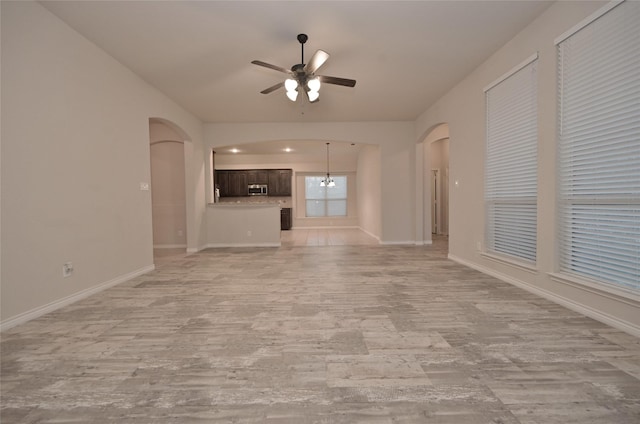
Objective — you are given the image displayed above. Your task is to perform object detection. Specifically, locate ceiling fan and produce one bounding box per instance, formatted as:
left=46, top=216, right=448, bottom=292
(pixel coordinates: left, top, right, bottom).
left=251, top=33, right=356, bottom=103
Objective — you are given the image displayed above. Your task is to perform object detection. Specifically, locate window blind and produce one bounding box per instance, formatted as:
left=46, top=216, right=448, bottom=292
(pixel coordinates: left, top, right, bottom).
left=305, top=175, right=347, bottom=217
left=485, top=58, right=538, bottom=263
left=557, top=0, right=640, bottom=292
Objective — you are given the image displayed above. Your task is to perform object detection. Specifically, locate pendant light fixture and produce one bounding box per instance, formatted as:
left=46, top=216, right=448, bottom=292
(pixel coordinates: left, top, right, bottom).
left=320, top=142, right=335, bottom=187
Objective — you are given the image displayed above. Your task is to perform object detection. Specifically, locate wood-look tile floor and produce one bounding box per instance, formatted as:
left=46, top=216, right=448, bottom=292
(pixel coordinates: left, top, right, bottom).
left=280, top=228, right=379, bottom=247
left=2, top=234, right=640, bottom=423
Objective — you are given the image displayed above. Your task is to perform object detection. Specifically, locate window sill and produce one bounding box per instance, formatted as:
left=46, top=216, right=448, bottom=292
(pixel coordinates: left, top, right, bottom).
left=548, top=272, right=640, bottom=304
left=481, top=251, right=538, bottom=274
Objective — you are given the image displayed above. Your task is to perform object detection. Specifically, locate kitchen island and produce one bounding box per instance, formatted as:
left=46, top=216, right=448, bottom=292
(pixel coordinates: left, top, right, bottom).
left=206, top=202, right=281, bottom=247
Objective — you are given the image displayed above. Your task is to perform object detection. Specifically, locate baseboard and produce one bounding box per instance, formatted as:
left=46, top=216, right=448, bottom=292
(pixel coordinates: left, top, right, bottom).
left=292, top=225, right=360, bottom=230
left=204, top=242, right=281, bottom=248
left=414, top=239, right=434, bottom=246
left=448, top=254, right=640, bottom=337
left=0, top=265, right=155, bottom=332
left=380, top=240, right=416, bottom=246
left=357, top=227, right=381, bottom=244
left=153, top=244, right=187, bottom=249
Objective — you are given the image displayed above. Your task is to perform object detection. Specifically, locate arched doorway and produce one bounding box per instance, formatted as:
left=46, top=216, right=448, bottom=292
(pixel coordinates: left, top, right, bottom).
left=419, top=123, right=450, bottom=246
left=149, top=118, right=191, bottom=265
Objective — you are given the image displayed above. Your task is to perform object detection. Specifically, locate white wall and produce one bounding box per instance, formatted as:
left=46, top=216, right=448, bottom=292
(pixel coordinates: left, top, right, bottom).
left=0, top=1, right=206, bottom=327
left=205, top=122, right=416, bottom=244
left=415, top=1, right=639, bottom=335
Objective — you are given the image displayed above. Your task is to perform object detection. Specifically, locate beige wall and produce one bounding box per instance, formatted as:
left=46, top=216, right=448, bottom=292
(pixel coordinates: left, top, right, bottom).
left=1, top=1, right=206, bottom=327
left=150, top=141, right=187, bottom=247
left=357, top=144, right=381, bottom=240
left=415, top=1, right=639, bottom=335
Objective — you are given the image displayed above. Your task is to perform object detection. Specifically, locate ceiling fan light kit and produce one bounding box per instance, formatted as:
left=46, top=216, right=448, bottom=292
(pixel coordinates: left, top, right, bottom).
left=252, top=33, right=356, bottom=103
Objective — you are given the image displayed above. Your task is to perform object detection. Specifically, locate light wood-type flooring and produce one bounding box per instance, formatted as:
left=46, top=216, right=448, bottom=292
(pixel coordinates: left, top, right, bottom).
left=2, top=231, right=639, bottom=423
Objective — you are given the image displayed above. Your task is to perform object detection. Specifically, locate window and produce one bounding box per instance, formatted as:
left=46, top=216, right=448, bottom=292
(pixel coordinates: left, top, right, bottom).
left=556, top=1, right=640, bottom=292
left=484, top=55, right=538, bottom=264
left=305, top=175, right=347, bottom=217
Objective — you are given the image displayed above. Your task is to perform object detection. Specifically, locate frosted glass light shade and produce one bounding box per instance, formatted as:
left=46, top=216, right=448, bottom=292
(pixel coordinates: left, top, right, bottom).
left=307, top=78, right=321, bottom=91
left=285, top=78, right=298, bottom=91
left=286, top=90, right=298, bottom=101
left=308, top=90, right=319, bottom=102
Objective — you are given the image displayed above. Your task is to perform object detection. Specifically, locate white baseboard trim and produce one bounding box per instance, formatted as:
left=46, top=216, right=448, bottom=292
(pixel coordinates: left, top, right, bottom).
left=153, top=244, right=187, bottom=249
left=448, top=254, right=640, bottom=337
left=0, top=265, right=155, bottom=332
left=380, top=240, right=416, bottom=246
left=414, top=239, right=434, bottom=246
left=357, top=227, right=381, bottom=244
left=292, top=225, right=360, bottom=230
left=204, top=242, right=281, bottom=248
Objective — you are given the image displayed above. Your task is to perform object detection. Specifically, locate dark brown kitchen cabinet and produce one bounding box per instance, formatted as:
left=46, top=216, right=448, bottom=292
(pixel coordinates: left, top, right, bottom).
left=246, top=170, right=269, bottom=185
left=280, top=208, right=292, bottom=230
left=215, top=169, right=291, bottom=197
left=215, top=171, right=229, bottom=197
left=268, top=169, right=292, bottom=196
left=228, top=172, right=248, bottom=196
left=215, top=170, right=247, bottom=197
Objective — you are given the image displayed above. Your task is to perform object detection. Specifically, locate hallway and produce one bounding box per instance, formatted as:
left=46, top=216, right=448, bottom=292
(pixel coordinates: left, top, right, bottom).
left=2, top=237, right=639, bottom=423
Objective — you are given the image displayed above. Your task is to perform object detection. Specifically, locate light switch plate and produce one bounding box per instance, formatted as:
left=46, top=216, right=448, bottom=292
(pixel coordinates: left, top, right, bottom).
left=140, top=182, right=150, bottom=191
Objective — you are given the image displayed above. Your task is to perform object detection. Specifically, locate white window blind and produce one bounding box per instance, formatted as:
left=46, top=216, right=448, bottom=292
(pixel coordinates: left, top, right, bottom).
left=485, top=57, right=538, bottom=263
left=557, top=1, right=640, bottom=292
left=305, top=176, right=347, bottom=217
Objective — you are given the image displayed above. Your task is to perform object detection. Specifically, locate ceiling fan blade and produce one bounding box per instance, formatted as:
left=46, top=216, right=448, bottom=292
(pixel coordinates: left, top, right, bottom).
left=304, top=49, right=330, bottom=74
left=318, top=75, right=357, bottom=87
left=260, top=82, right=285, bottom=95
left=251, top=60, right=291, bottom=74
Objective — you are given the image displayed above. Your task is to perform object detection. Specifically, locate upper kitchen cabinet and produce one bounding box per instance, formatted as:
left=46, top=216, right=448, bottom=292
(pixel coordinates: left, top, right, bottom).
left=215, top=169, right=292, bottom=197
left=215, top=170, right=247, bottom=197
left=268, top=169, right=292, bottom=196
left=246, top=170, right=269, bottom=185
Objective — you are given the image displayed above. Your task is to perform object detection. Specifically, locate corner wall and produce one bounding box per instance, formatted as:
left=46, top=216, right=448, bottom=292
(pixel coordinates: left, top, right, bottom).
left=415, top=0, right=639, bottom=335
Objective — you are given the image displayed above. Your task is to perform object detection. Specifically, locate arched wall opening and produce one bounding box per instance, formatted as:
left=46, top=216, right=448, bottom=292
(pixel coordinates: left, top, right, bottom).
left=211, top=138, right=381, bottom=238
left=150, top=140, right=186, bottom=248
left=417, top=123, right=450, bottom=245
left=149, top=118, right=194, bottom=260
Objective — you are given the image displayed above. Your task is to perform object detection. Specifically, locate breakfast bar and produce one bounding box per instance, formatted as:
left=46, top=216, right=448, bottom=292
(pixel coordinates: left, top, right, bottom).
left=206, top=203, right=281, bottom=247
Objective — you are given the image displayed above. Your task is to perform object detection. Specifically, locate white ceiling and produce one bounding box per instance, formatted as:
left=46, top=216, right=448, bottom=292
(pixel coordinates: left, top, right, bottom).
left=41, top=0, right=553, bottom=126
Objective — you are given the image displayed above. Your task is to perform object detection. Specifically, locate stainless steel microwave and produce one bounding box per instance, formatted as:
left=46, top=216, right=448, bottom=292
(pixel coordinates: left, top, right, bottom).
left=248, top=184, right=268, bottom=196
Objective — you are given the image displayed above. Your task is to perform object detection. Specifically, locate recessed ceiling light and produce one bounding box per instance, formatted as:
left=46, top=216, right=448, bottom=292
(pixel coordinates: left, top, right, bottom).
left=230, top=148, right=239, bottom=154
left=284, top=148, right=292, bottom=153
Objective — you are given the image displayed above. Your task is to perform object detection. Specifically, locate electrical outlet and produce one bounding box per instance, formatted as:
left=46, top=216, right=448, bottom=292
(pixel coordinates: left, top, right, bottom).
left=476, top=241, right=482, bottom=251
left=247, top=230, right=252, bottom=237
left=62, top=262, right=73, bottom=277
